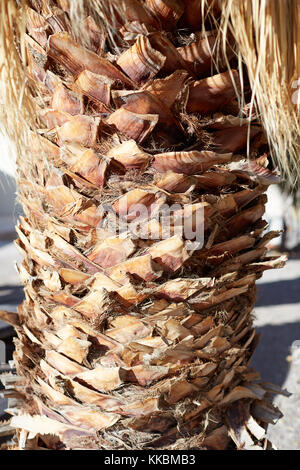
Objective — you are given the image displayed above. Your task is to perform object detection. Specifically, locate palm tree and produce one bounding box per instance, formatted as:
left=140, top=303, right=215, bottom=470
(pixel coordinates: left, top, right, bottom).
left=0, top=0, right=296, bottom=450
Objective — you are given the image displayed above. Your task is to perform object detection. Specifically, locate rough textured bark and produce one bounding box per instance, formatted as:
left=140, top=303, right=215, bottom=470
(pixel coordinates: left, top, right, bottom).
left=0, top=0, right=286, bottom=450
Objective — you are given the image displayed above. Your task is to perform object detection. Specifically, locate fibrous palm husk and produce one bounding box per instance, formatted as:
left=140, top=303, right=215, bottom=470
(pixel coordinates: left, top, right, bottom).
left=0, top=0, right=291, bottom=451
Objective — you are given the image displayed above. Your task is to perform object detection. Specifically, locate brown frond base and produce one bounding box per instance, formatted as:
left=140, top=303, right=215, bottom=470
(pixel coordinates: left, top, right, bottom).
left=0, top=0, right=288, bottom=450
left=0, top=375, right=284, bottom=450
left=0, top=287, right=286, bottom=450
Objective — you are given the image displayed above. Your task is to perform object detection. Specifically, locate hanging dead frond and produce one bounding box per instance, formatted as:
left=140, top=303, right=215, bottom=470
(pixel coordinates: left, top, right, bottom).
left=217, top=0, right=300, bottom=184
left=0, top=0, right=38, bottom=158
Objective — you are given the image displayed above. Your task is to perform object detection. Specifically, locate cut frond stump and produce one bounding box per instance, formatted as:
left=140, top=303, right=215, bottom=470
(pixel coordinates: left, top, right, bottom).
left=0, top=0, right=289, bottom=451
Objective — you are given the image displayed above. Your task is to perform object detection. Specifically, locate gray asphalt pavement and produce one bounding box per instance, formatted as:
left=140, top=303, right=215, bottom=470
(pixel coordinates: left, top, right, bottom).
left=0, top=240, right=299, bottom=449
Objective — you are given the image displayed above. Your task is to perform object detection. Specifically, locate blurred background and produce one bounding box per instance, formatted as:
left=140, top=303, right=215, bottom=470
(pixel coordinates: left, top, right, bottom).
left=0, top=134, right=299, bottom=449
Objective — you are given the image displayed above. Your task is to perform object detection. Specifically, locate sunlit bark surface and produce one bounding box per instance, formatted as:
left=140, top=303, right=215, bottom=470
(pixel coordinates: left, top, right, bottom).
left=0, top=0, right=286, bottom=450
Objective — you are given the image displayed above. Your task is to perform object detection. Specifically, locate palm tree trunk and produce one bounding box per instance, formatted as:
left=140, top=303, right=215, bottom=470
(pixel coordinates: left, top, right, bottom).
left=0, top=0, right=286, bottom=450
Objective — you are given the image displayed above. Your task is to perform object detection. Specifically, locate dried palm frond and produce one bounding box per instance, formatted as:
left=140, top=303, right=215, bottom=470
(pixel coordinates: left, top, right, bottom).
left=0, top=0, right=294, bottom=451
left=218, top=0, right=300, bottom=184
left=0, top=0, right=36, bottom=156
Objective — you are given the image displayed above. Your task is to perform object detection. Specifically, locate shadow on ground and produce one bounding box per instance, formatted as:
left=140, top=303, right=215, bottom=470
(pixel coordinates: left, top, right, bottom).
left=256, top=278, right=300, bottom=307
left=0, top=285, right=24, bottom=307
left=252, top=268, right=300, bottom=386
left=251, top=322, right=300, bottom=385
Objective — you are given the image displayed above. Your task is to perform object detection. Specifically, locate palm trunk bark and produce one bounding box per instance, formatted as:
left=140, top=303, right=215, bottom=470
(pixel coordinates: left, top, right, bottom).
left=0, top=0, right=286, bottom=450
